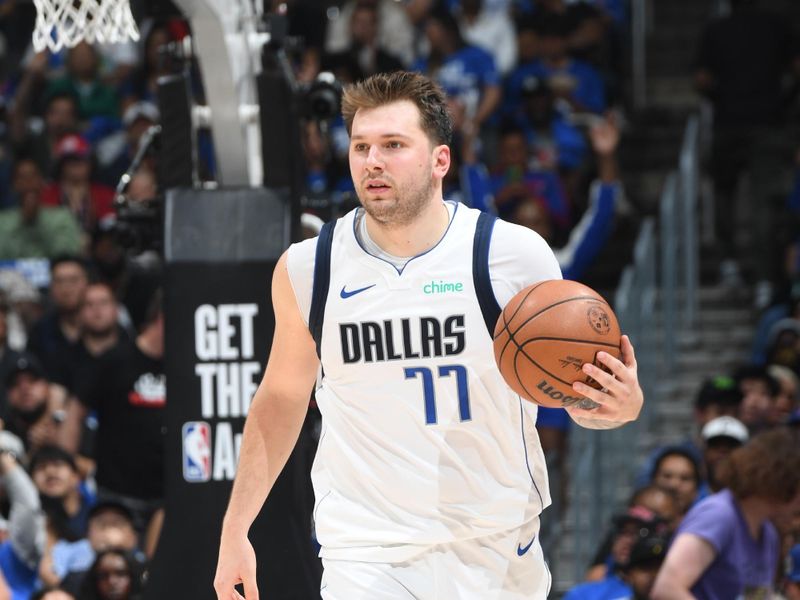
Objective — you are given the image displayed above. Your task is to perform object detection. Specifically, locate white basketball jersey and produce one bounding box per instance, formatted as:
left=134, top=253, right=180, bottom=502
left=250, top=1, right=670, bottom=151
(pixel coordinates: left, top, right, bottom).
left=286, top=202, right=562, bottom=562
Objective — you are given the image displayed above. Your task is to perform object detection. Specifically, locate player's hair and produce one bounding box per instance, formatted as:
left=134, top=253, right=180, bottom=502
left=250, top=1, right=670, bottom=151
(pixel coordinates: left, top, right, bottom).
left=341, top=71, right=453, bottom=146
left=718, top=427, right=800, bottom=503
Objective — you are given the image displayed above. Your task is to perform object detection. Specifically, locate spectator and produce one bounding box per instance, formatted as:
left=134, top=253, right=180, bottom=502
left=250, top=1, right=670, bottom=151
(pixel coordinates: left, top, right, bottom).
left=2, top=354, right=66, bottom=455
left=9, top=71, right=81, bottom=178
left=0, top=159, right=83, bottom=260
left=324, top=2, right=405, bottom=81
left=77, top=548, right=143, bottom=600
left=581, top=505, right=667, bottom=585
left=0, top=432, right=46, bottom=600
left=61, top=291, right=164, bottom=536
left=45, top=42, right=119, bottom=124
left=567, top=530, right=668, bottom=600
left=27, top=256, right=89, bottom=381
left=529, top=0, right=608, bottom=66
left=511, top=18, right=606, bottom=116
left=0, top=269, right=43, bottom=350
left=0, top=296, right=21, bottom=416
left=120, top=22, right=176, bottom=105
left=694, top=375, right=743, bottom=429
left=41, top=134, right=116, bottom=233
left=96, top=102, right=159, bottom=189
left=456, top=0, right=518, bottom=75
left=585, top=485, right=678, bottom=582
left=700, top=415, right=748, bottom=493
left=30, top=445, right=94, bottom=546
left=325, top=0, right=415, bottom=67
left=86, top=225, right=161, bottom=334
left=49, top=280, right=125, bottom=397
left=510, top=112, right=620, bottom=281
left=649, top=447, right=702, bottom=514
left=51, top=502, right=141, bottom=595
left=491, top=125, right=570, bottom=227
left=414, top=7, right=501, bottom=141
left=769, top=364, right=800, bottom=425
left=653, top=427, right=800, bottom=599
left=734, top=364, right=780, bottom=434
left=694, top=0, right=799, bottom=306
left=514, top=75, right=588, bottom=177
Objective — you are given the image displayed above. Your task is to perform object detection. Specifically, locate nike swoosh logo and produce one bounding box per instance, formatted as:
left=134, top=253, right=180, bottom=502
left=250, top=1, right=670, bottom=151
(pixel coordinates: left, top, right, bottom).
left=340, top=284, right=376, bottom=299
left=517, top=534, right=536, bottom=556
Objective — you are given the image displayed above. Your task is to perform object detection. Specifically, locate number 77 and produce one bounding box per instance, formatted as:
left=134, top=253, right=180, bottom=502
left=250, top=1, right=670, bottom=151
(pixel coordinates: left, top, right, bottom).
left=404, top=365, right=471, bottom=425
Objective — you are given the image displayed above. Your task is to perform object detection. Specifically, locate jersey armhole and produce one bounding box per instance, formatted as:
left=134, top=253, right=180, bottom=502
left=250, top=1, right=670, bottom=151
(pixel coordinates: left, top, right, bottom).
left=309, top=220, right=337, bottom=359
left=472, top=212, right=502, bottom=336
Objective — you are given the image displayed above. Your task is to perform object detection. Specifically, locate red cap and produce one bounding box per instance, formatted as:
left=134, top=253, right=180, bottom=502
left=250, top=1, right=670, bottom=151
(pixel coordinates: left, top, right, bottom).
left=55, top=134, right=91, bottom=160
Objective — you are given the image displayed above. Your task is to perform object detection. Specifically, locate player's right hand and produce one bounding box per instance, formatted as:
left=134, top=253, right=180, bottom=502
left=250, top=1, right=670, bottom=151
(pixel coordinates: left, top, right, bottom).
left=214, top=533, right=259, bottom=600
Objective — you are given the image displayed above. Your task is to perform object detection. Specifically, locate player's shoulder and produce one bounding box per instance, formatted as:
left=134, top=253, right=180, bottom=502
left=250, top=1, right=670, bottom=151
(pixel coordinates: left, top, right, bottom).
left=491, top=217, right=555, bottom=257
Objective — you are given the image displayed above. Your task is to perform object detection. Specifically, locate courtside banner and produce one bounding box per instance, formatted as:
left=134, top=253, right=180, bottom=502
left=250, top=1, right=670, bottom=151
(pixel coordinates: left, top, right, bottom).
left=146, top=189, right=320, bottom=599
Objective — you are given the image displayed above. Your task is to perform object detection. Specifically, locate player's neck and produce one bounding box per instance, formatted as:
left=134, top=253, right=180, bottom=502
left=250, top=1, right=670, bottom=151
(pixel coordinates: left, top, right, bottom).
left=365, top=198, right=450, bottom=258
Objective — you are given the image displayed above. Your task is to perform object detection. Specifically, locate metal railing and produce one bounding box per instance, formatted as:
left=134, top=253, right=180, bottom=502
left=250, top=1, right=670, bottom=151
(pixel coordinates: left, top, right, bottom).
left=561, top=114, right=703, bottom=585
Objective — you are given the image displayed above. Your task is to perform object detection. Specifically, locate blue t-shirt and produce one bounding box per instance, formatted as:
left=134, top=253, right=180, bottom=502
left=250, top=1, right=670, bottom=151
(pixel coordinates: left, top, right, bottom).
left=563, top=573, right=632, bottom=600
left=413, top=46, right=499, bottom=118
left=676, top=489, right=779, bottom=600
left=505, top=59, right=606, bottom=116
left=0, top=542, right=37, bottom=600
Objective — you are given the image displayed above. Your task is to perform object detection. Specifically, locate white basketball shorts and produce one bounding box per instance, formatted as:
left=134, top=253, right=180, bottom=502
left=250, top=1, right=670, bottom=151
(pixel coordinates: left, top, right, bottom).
left=319, top=517, right=551, bottom=599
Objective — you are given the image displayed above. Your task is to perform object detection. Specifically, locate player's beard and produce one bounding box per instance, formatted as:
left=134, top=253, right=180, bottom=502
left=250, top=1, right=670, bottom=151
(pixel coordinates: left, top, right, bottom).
left=358, top=170, right=435, bottom=228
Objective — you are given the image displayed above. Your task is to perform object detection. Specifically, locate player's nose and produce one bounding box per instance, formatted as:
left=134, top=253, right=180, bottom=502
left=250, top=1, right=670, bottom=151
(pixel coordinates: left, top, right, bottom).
left=365, top=145, right=384, bottom=169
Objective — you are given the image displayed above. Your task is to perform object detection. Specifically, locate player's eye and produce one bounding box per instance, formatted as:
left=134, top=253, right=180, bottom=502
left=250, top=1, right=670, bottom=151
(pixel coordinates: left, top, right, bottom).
left=386, top=141, right=402, bottom=149
left=353, top=143, right=368, bottom=152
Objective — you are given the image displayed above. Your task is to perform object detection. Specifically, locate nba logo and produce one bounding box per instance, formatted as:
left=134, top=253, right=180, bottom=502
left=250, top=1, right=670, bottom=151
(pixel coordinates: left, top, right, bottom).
left=183, top=421, right=212, bottom=482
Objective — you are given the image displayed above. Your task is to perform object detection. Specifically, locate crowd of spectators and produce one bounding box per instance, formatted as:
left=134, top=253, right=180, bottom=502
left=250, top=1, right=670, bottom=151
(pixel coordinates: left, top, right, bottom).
left=0, top=0, right=796, bottom=598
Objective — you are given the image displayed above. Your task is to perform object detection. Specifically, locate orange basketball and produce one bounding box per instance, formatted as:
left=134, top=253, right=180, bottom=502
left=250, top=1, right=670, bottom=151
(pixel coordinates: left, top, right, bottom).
left=493, top=279, right=621, bottom=409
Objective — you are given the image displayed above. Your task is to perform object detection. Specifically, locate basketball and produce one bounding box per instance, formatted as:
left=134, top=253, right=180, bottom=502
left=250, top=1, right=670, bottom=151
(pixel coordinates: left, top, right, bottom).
left=493, top=280, right=622, bottom=409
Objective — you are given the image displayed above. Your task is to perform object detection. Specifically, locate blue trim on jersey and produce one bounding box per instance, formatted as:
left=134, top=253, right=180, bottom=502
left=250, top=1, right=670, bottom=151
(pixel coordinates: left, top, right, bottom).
left=310, top=220, right=337, bottom=359
left=350, top=201, right=461, bottom=276
left=472, top=212, right=502, bottom=336
left=520, top=399, right=544, bottom=510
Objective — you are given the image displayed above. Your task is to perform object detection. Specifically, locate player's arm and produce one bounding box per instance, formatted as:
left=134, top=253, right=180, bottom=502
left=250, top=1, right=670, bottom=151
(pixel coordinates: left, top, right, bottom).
left=565, top=334, right=643, bottom=429
left=651, top=532, right=713, bottom=599
left=214, top=251, right=320, bottom=600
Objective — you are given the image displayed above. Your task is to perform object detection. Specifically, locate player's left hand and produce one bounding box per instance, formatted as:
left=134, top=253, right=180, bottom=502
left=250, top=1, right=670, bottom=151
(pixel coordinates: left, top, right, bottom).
left=566, top=335, right=643, bottom=424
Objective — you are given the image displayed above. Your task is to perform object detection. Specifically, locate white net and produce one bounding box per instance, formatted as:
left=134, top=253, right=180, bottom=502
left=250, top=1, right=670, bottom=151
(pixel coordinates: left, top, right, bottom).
left=32, top=0, right=140, bottom=53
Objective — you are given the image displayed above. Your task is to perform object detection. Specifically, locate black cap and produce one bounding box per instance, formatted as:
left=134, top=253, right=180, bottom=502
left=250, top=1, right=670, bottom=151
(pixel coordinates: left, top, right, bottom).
left=4, top=353, right=46, bottom=388
left=695, top=375, right=742, bottom=409
left=88, top=500, right=135, bottom=523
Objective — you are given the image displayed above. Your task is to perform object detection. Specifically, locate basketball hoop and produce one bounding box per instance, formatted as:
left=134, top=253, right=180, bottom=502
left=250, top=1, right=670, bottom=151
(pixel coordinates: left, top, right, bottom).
left=32, top=0, right=140, bottom=53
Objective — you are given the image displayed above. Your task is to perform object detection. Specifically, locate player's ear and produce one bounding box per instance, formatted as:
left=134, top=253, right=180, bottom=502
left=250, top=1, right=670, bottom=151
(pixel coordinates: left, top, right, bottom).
left=432, top=144, right=450, bottom=179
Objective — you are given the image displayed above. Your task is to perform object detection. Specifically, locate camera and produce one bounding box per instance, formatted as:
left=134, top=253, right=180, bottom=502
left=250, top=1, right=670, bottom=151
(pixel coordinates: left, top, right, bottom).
left=298, top=72, right=342, bottom=122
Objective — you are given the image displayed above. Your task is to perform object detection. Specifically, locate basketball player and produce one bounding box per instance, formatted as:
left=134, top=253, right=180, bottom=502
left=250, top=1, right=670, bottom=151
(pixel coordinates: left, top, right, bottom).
left=214, top=71, right=643, bottom=599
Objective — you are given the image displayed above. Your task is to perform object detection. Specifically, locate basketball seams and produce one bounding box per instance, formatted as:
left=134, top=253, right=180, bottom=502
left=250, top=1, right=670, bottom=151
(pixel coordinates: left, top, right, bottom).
left=494, top=281, right=550, bottom=366
left=509, top=295, right=610, bottom=337
left=492, top=280, right=548, bottom=341
left=519, top=337, right=620, bottom=348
